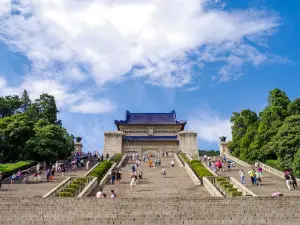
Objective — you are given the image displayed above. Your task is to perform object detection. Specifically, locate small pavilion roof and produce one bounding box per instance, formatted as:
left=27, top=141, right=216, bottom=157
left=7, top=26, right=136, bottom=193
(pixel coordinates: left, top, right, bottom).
left=114, top=110, right=186, bottom=130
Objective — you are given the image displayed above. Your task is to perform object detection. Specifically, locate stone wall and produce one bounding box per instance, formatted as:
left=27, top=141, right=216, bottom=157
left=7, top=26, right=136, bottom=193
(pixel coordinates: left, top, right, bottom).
left=103, top=131, right=124, bottom=156
left=119, top=125, right=182, bottom=136
left=122, top=141, right=179, bottom=156
left=178, top=131, right=198, bottom=156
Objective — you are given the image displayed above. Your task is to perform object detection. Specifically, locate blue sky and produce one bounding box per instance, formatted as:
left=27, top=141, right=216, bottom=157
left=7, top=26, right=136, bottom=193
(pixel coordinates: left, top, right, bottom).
left=0, top=0, right=299, bottom=152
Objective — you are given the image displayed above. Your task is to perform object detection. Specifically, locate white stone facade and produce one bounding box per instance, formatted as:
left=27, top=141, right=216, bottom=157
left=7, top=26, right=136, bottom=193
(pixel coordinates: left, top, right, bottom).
left=103, top=124, right=198, bottom=157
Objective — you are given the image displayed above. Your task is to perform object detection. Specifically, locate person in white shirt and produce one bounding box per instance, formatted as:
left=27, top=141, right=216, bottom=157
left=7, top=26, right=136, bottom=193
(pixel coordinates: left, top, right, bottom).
left=86, top=160, right=90, bottom=170
left=204, top=154, right=207, bottom=161
left=96, top=188, right=104, bottom=198
left=110, top=190, right=116, bottom=200
left=171, top=160, right=175, bottom=167
left=239, top=170, right=246, bottom=184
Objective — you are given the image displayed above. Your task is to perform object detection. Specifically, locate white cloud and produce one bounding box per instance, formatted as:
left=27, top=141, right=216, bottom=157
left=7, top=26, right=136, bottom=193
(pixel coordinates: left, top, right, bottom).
left=188, top=111, right=232, bottom=143
left=0, top=0, right=280, bottom=88
left=0, top=76, right=115, bottom=114
left=0, top=76, right=7, bottom=88
left=71, top=99, right=116, bottom=114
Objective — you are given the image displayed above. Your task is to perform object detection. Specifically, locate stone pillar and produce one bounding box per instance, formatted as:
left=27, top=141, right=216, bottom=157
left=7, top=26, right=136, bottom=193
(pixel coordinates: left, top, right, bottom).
left=74, top=142, right=83, bottom=154
left=178, top=131, right=198, bottom=156
left=103, top=131, right=124, bottom=156
left=219, top=142, right=229, bottom=156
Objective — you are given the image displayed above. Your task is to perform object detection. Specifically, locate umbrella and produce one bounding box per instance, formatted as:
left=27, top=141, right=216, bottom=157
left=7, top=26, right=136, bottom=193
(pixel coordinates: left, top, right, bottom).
left=272, top=192, right=283, bottom=197
left=227, top=160, right=232, bottom=163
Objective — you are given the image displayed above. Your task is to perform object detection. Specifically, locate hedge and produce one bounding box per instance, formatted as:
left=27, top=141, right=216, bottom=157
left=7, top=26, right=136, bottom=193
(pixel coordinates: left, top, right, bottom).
left=59, top=192, right=74, bottom=197
left=62, top=188, right=76, bottom=195
left=110, top=153, right=123, bottom=164
left=189, top=160, right=213, bottom=178
left=179, top=153, right=190, bottom=164
left=69, top=184, right=81, bottom=190
left=0, top=161, right=36, bottom=178
left=216, top=178, right=242, bottom=197
left=90, top=160, right=112, bottom=180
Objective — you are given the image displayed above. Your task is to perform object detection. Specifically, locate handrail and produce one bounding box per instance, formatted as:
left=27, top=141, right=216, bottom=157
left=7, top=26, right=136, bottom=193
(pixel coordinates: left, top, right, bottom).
left=225, top=154, right=251, bottom=167
left=230, top=177, right=257, bottom=197
left=184, top=162, right=201, bottom=185
left=258, top=162, right=300, bottom=182
left=83, top=162, right=100, bottom=177
left=117, top=153, right=128, bottom=168
left=202, top=177, right=223, bottom=197
left=77, top=177, right=97, bottom=198
left=174, top=154, right=184, bottom=167
left=42, top=177, right=72, bottom=198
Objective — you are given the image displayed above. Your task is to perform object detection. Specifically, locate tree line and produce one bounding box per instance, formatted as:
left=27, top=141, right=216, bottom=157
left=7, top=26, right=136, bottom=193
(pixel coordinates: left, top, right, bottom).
left=0, top=90, right=75, bottom=163
left=228, top=88, right=300, bottom=176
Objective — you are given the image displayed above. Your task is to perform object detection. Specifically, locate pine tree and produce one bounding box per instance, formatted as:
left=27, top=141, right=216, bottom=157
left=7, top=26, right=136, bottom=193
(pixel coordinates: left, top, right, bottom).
left=21, top=90, right=31, bottom=112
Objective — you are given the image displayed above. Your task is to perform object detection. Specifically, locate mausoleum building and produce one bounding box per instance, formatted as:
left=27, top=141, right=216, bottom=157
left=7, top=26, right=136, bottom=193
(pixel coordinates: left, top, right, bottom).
left=103, top=111, right=198, bottom=157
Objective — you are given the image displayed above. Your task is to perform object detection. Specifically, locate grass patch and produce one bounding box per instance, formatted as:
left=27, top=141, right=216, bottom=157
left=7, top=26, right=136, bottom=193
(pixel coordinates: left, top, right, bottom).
left=0, top=161, right=36, bottom=178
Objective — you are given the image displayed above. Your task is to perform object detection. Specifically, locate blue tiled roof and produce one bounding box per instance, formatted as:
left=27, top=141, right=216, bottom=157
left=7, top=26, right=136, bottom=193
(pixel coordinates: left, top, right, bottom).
left=123, top=136, right=179, bottom=142
left=115, top=110, right=186, bottom=128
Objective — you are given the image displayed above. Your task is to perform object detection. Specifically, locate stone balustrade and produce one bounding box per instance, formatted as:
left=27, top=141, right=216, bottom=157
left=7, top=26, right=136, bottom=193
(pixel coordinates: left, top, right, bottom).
left=229, top=177, right=257, bottom=197
left=225, top=154, right=251, bottom=167
left=174, top=154, right=184, bottom=167
left=43, top=177, right=73, bottom=198
left=184, top=163, right=201, bottom=185
left=258, top=162, right=300, bottom=182
left=202, top=177, right=223, bottom=197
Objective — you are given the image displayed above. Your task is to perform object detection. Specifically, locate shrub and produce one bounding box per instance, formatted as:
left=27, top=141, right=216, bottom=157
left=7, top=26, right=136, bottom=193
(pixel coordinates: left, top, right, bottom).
left=179, top=153, right=190, bottom=163
left=216, top=181, right=228, bottom=186
left=216, top=177, right=226, bottom=182
left=220, top=183, right=233, bottom=190
left=228, top=191, right=242, bottom=197
left=226, top=187, right=238, bottom=193
left=69, top=184, right=80, bottom=190
left=0, top=161, right=36, bottom=178
left=62, top=188, right=76, bottom=195
left=72, top=180, right=85, bottom=187
left=90, top=160, right=112, bottom=180
left=110, top=153, right=123, bottom=163
left=59, top=192, right=74, bottom=197
left=188, top=160, right=212, bottom=178
left=76, top=178, right=88, bottom=183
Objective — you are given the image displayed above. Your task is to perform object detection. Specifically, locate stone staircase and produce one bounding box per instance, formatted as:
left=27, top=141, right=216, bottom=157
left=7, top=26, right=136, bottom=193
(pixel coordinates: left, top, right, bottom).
left=201, top=156, right=300, bottom=196
left=0, top=159, right=98, bottom=197
left=1, top=196, right=299, bottom=225
left=91, top=156, right=209, bottom=198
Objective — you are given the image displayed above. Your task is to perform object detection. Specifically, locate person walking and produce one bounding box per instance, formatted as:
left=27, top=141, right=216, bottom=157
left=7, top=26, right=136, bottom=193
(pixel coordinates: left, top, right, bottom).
left=239, top=170, right=246, bottom=185
left=284, top=172, right=291, bottom=191
left=111, top=190, right=117, bottom=200
left=161, top=167, right=166, bottom=177
left=290, top=173, right=298, bottom=190
left=86, top=160, right=90, bottom=170
left=111, top=169, right=116, bottom=185
left=116, top=169, right=122, bottom=185
left=130, top=173, right=136, bottom=188
left=171, top=160, right=175, bottom=168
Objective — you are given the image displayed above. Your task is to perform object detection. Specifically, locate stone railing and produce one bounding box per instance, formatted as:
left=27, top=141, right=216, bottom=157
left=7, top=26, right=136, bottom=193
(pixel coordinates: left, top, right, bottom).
left=258, top=162, right=300, bottom=182
left=184, top=163, right=201, bottom=185
left=202, top=177, right=223, bottom=197
left=78, top=162, right=117, bottom=198
left=230, top=177, right=257, bottom=197
left=174, top=154, right=184, bottom=167
left=201, top=161, right=219, bottom=177
left=185, top=153, right=193, bottom=161
left=117, top=153, right=128, bottom=168
left=77, top=177, right=97, bottom=198
left=43, top=177, right=72, bottom=198
left=83, top=162, right=100, bottom=177
left=225, top=154, right=251, bottom=167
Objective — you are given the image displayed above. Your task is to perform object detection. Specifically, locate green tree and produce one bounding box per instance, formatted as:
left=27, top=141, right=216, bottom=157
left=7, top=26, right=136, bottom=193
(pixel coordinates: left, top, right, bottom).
left=21, top=90, right=31, bottom=112
left=25, top=120, right=74, bottom=162
left=288, top=98, right=300, bottom=116
left=34, top=93, right=58, bottom=124
left=0, top=114, right=35, bottom=162
left=0, top=95, right=22, bottom=118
